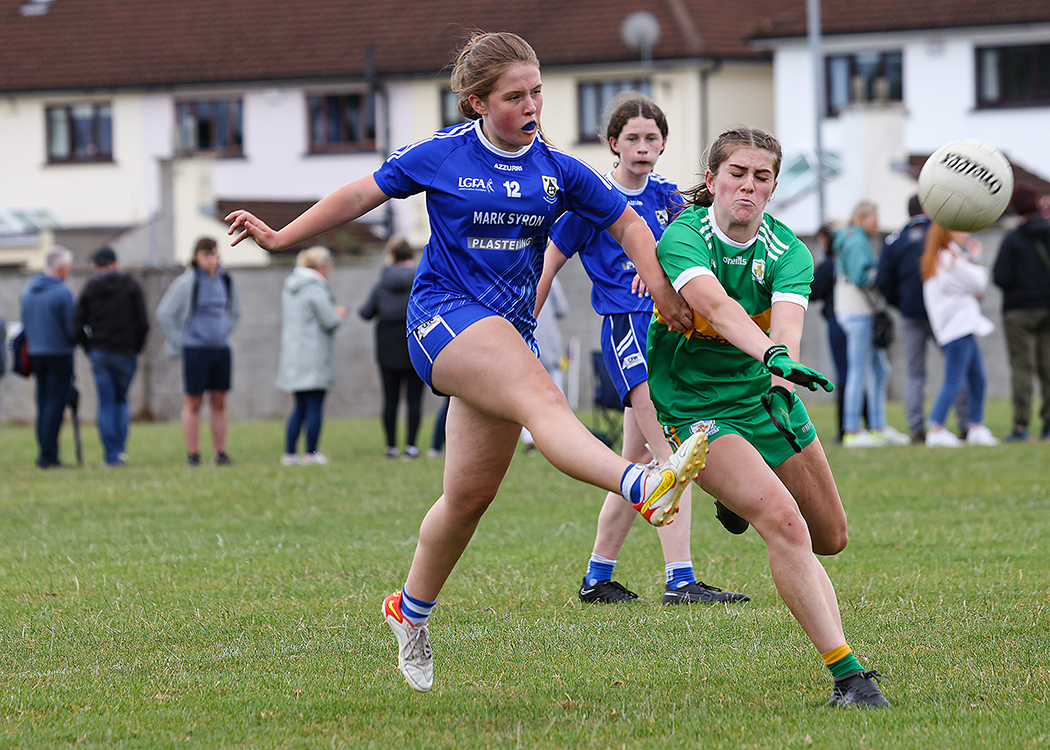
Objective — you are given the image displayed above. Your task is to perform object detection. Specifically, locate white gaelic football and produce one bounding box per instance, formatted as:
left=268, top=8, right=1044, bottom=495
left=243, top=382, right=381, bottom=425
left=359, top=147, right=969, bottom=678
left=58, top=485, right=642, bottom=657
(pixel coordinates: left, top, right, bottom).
left=917, top=140, right=1013, bottom=232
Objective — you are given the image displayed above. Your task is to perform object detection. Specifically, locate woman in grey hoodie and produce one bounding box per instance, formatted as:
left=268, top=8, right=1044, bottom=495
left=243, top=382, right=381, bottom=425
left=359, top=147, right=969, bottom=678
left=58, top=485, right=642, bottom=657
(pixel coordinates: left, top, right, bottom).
left=276, top=246, right=346, bottom=464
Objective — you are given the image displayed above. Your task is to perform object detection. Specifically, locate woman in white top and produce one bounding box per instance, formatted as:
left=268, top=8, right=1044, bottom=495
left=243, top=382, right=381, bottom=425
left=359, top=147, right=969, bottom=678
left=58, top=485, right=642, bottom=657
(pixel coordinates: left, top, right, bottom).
left=920, top=223, right=998, bottom=447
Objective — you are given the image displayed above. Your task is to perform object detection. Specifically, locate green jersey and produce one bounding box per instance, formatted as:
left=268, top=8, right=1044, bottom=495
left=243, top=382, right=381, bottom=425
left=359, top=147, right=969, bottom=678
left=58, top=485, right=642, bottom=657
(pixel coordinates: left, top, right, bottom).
left=647, top=205, right=814, bottom=424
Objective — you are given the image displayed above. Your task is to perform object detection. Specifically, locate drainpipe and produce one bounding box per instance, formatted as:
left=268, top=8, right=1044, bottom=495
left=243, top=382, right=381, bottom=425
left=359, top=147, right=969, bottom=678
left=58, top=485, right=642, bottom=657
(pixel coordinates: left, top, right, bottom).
left=698, top=59, right=722, bottom=154
left=366, top=45, right=394, bottom=239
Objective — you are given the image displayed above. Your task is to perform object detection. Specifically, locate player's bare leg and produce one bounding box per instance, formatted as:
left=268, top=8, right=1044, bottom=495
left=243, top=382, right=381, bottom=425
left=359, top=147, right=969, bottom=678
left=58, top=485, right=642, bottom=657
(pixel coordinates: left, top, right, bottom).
left=697, top=433, right=845, bottom=651
left=772, top=434, right=848, bottom=556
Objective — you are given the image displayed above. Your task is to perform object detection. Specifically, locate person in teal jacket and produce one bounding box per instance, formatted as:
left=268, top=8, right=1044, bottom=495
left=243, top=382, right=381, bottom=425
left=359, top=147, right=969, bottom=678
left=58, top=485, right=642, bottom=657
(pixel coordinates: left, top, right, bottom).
left=276, top=246, right=346, bottom=465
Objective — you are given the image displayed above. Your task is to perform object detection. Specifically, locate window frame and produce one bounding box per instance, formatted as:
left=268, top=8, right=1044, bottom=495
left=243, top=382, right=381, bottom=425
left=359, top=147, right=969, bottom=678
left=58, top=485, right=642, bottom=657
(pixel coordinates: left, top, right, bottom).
left=306, top=92, right=377, bottom=154
left=576, top=78, right=652, bottom=144
left=45, top=102, right=113, bottom=164
left=175, top=97, right=244, bottom=158
left=440, top=88, right=469, bottom=129
left=824, top=50, right=903, bottom=117
left=976, top=43, right=1050, bottom=109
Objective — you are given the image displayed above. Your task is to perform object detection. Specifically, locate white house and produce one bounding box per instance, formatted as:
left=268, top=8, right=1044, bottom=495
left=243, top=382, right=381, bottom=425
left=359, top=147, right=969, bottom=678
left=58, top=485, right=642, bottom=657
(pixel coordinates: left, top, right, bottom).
left=753, top=0, right=1050, bottom=234
left=0, top=0, right=780, bottom=269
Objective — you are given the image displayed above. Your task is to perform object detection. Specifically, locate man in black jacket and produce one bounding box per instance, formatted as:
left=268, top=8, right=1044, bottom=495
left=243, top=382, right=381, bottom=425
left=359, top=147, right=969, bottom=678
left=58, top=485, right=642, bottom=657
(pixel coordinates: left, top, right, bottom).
left=994, top=185, right=1050, bottom=442
left=74, top=247, right=150, bottom=466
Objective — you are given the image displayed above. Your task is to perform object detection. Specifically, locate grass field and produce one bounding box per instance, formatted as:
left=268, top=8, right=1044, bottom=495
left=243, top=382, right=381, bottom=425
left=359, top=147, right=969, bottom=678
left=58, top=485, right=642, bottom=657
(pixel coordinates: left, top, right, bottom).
left=1, top=400, right=1047, bottom=749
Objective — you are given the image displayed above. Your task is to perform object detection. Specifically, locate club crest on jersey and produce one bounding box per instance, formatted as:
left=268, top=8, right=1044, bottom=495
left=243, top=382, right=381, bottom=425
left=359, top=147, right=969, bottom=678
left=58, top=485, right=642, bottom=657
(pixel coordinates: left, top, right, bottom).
left=655, top=209, right=669, bottom=228
left=541, top=175, right=560, bottom=202
left=751, top=258, right=766, bottom=283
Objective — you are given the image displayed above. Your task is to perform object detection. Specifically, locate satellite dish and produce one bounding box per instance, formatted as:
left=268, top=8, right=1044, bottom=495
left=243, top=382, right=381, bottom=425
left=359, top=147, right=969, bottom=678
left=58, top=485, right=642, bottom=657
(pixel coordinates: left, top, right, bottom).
left=621, top=11, right=661, bottom=65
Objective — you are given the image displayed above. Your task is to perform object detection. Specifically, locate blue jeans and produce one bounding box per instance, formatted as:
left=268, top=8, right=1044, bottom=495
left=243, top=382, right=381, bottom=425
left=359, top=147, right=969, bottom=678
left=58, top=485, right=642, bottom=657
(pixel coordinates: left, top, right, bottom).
left=285, top=390, right=327, bottom=454
left=32, top=354, right=74, bottom=467
left=930, top=334, right=986, bottom=427
left=89, top=349, right=138, bottom=465
left=838, top=312, right=888, bottom=433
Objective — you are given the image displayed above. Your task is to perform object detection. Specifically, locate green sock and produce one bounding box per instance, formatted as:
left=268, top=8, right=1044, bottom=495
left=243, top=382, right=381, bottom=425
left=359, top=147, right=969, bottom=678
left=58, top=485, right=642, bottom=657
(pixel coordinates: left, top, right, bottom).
left=828, top=653, right=863, bottom=680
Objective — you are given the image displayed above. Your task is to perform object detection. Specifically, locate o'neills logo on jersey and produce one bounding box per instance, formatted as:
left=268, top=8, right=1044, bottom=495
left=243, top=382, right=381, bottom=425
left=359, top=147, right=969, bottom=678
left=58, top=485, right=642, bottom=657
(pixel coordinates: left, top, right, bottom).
left=751, top=258, right=766, bottom=283
left=723, top=256, right=747, bottom=266
left=458, top=176, right=494, bottom=192
left=468, top=237, right=535, bottom=251
left=541, top=175, right=560, bottom=202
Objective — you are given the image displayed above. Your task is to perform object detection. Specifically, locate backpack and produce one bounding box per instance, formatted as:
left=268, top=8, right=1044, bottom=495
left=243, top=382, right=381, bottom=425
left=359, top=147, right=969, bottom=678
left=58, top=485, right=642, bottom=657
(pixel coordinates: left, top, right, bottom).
left=12, top=328, right=32, bottom=377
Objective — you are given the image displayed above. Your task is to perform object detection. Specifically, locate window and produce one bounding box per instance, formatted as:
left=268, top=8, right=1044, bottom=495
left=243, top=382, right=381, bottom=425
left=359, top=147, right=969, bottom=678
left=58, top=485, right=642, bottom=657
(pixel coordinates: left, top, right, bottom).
left=176, top=98, right=243, bottom=156
left=46, top=102, right=112, bottom=163
left=308, top=93, right=376, bottom=153
left=441, top=88, right=469, bottom=128
left=977, top=43, right=1050, bottom=108
left=577, top=79, right=651, bottom=142
left=825, top=51, right=902, bottom=116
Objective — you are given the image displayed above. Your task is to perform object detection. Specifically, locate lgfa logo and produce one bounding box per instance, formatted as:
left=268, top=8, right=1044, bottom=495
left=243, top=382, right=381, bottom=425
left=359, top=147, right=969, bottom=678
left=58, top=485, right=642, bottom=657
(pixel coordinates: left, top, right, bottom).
left=458, top=176, right=494, bottom=192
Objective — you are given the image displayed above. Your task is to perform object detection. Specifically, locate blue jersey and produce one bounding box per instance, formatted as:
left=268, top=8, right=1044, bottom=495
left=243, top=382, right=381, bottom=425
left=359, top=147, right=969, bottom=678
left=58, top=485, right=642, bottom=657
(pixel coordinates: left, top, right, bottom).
left=374, top=120, right=627, bottom=338
left=548, top=172, right=678, bottom=315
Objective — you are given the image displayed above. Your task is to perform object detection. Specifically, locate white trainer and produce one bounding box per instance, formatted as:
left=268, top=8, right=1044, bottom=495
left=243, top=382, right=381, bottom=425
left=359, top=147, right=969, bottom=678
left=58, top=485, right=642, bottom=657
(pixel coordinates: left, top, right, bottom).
left=301, top=452, right=329, bottom=465
left=382, top=592, right=433, bottom=692
left=843, top=431, right=883, bottom=448
left=926, top=428, right=962, bottom=447
left=874, top=426, right=911, bottom=446
left=279, top=453, right=300, bottom=466
left=965, top=424, right=999, bottom=446
left=633, top=430, right=707, bottom=526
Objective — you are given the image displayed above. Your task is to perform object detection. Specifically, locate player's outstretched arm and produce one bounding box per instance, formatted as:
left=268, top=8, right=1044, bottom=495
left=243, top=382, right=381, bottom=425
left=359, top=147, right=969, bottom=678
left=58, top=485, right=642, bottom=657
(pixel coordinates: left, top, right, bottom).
left=226, top=175, right=390, bottom=251
left=680, top=275, right=832, bottom=392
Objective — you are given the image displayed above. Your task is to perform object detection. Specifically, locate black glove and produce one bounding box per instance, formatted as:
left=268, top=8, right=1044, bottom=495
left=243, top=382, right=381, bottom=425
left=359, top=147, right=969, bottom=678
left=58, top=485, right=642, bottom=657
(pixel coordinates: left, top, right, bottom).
left=763, top=345, right=833, bottom=392
left=761, top=385, right=802, bottom=453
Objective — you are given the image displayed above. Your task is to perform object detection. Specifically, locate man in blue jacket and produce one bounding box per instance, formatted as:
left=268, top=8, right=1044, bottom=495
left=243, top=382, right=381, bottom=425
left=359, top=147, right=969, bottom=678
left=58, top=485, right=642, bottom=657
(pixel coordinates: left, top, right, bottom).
left=19, top=246, right=77, bottom=468
left=876, top=196, right=967, bottom=442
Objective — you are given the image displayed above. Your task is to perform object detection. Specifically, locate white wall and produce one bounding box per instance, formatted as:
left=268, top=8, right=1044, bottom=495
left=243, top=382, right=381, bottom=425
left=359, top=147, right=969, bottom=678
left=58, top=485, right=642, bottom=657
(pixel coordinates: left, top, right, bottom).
left=1, top=58, right=775, bottom=261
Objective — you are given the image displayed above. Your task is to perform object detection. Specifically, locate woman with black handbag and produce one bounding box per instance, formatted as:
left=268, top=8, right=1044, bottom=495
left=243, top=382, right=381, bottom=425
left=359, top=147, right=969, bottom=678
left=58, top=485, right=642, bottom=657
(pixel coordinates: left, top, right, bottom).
left=833, top=200, right=909, bottom=448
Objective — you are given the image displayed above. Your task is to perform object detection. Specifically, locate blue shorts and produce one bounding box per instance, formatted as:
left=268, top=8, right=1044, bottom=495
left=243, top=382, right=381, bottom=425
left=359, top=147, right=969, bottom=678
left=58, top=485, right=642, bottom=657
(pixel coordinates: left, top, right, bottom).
left=183, top=346, right=231, bottom=395
left=599, top=311, right=652, bottom=408
left=408, top=302, right=539, bottom=395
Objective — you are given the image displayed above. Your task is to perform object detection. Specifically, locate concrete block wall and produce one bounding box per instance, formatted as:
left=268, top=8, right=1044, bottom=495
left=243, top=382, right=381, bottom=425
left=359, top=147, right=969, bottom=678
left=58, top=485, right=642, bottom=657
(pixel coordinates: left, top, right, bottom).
left=0, top=224, right=1014, bottom=432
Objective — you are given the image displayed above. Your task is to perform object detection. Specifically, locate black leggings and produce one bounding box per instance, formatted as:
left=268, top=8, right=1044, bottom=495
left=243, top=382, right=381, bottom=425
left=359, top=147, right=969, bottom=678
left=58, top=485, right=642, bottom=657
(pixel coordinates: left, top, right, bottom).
left=380, top=367, right=425, bottom=448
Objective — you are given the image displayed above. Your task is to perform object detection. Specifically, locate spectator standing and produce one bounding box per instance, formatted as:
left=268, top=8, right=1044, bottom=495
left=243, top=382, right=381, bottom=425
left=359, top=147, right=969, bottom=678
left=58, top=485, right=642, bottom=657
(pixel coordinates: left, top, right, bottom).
left=359, top=236, right=425, bottom=459
left=834, top=201, right=908, bottom=447
left=276, top=247, right=347, bottom=465
left=156, top=237, right=241, bottom=466
left=19, top=246, right=77, bottom=468
left=921, top=225, right=998, bottom=447
left=877, top=197, right=968, bottom=443
left=993, top=184, right=1050, bottom=442
left=811, top=222, right=853, bottom=442
left=73, top=247, right=150, bottom=466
